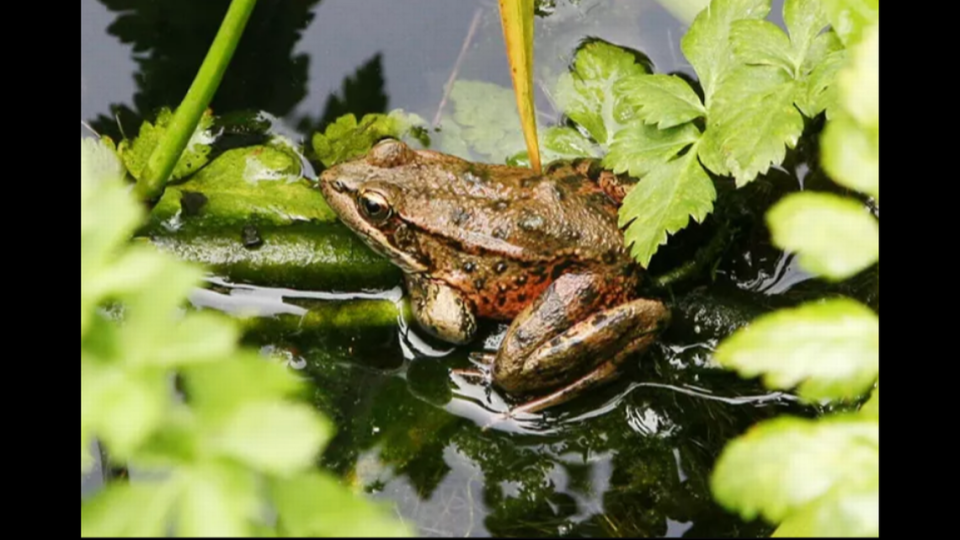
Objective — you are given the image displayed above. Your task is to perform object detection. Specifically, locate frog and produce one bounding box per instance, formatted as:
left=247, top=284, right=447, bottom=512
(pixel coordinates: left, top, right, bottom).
left=318, top=139, right=670, bottom=416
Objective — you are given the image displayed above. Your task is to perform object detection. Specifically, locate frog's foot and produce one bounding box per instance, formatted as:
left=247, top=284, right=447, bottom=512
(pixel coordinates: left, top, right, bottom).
left=406, top=274, right=477, bottom=345
left=468, top=351, right=497, bottom=366
left=450, top=368, right=488, bottom=381
left=507, top=360, right=620, bottom=416
left=481, top=359, right=626, bottom=430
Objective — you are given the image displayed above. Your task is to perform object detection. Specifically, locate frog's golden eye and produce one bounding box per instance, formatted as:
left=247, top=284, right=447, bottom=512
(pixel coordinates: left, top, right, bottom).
left=358, top=190, right=392, bottom=223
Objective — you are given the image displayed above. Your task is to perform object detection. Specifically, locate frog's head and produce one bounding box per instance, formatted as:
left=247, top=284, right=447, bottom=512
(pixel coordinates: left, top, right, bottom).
left=319, top=139, right=428, bottom=273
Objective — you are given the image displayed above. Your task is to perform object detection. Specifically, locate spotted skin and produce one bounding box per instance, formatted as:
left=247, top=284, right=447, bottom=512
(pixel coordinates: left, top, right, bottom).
left=318, top=139, right=670, bottom=414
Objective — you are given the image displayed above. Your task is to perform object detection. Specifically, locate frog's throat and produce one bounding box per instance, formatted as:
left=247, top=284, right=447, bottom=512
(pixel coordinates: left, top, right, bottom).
left=355, top=226, right=428, bottom=273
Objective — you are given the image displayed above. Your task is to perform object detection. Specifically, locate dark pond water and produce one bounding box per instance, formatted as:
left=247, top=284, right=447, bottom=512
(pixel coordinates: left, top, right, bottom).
left=81, top=0, right=875, bottom=536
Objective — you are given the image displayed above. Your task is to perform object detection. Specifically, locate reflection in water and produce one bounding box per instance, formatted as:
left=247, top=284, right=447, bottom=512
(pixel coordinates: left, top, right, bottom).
left=89, top=0, right=338, bottom=138
left=203, top=278, right=801, bottom=537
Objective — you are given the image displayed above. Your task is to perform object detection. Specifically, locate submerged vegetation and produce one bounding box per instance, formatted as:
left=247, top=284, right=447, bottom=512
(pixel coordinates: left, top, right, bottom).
left=82, top=0, right=878, bottom=536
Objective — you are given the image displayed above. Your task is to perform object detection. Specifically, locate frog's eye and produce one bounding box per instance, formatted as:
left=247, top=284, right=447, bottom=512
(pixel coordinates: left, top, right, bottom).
left=358, top=190, right=393, bottom=223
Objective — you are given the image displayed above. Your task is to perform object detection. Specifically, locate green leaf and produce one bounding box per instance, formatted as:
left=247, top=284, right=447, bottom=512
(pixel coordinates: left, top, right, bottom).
left=783, top=0, right=829, bottom=70
left=114, top=260, right=207, bottom=367
left=821, top=115, right=879, bottom=199
left=209, top=402, right=332, bottom=475
left=699, top=65, right=803, bottom=184
left=81, top=137, right=126, bottom=189
left=82, top=365, right=169, bottom=459
left=178, top=464, right=256, bottom=537
left=184, top=354, right=305, bottom=419
left=798, top=46, right=845, bottom=119
left=81, top=138, right=143, bottom=337
left=681, top=0, right=771, bottom=108
left=712, top=415, right=878, bottom=525
left=81, top=483, right=177, bottom=537
left=273, top=473, right=413, bottom=537
left=768, top=192, right=879, bottom=280
left=118, top=108, right=215, bottom=182
left=614, top=74, right=706, bottom=129
left=821, top=0, right=879, bottom=47
left=312, top=111, right=426, bottom=168
left=82, top=434, right=94, bottom=473
left=618, top=148, right=716, bottom=267
left=150, top=312, right=239, bottom=367
left=715, top=298, right=879, bottom=400
left=605, top=121, right=702, bottom=177
left=730, top=20, right=794, bottom=73
left=542, top=126, right=602, bottom=159
left=774, top=484, right=879, bottom=537
left=151, top=145, right=337, bottom=233
left=859, top=384, right=878, bottom=418
left=554, top=40, right=649, bottom=145
left=445, top=80, right=530, bottom=162
left=838, top=22, right=879, bottom=130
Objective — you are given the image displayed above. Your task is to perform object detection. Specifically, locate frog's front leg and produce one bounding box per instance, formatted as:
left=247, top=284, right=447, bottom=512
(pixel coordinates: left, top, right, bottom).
left=406, top=274, right=477, bottom=345
left=492, top=272, right=669, bottom=413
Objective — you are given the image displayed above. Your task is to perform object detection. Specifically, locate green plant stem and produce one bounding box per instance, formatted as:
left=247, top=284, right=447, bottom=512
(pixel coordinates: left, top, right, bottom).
left=135, top=0, right=258, bottom=202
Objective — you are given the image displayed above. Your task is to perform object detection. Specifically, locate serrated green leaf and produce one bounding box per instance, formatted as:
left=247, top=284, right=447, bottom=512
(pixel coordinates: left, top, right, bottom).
left=542, top=126, right=602, bottom=159
left=700, top=65, right=803, bottom=184
left=81, top=138, right=143, bottom=338
left=312, top=110, right=426, bottom=168
left=178, top=464, right=256, bottom=537
left=681, top=0, right=771, bottom=108
left=838, top=22, right=879, bottom=130
left=799, top=47, right=845, bottom=119
left=273, top=473, right=413, bottom=537
left=783, top=0, right=829, bottom=70
left=731, top=19, right=794, bottom=73
left=115, top=260, right=207, bottom=367
left=210, top=402, right=332, bottom=475
left=83, top=366, right=169, bottom=459
left=768, top=192, right=878, bottom=280
left=618, top=148, right=716, bottom=267
left=605, top=121, right=702, bottom=177
left=821, top=115, right=879, bottom=198
left=184, top=355, right=305, bottom=420
left=821, top=0, right=879, bottom=47
left=614, top=74, right=706, bottom=129
left=151, top=312, right=239, bottom=367
left=118, top=108, right=214, bottom=182
left=554, top=41, right=649, bottom=145
left=715, top=298, right=879, bottom=400
left=81, top=137, right=126, bottom=189
left=712, top=415, right=878, bottom=526
left=81, top=483, right=177, bottom=537
left=774, top=484, right=879, bottom=537
left=859, top=384, right=878, bottom=418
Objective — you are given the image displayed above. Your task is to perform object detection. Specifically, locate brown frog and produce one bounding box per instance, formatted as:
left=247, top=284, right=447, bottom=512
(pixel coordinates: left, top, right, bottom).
left=319, top=139, right=669, bottom=415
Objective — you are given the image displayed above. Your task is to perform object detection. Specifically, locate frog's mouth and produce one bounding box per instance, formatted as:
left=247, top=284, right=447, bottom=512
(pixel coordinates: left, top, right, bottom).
left=319, top=174, right=428, bottom=274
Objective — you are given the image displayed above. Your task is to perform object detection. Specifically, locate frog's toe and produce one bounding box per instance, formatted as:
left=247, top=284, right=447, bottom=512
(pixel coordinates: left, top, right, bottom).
left=451, top=368, right=488, bottom=381
left=468, top=351, right=497, bottom=366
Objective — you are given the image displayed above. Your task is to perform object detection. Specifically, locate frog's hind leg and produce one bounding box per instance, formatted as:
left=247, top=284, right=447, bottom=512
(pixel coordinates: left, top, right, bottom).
left=497, top=296, right=670, bottom=415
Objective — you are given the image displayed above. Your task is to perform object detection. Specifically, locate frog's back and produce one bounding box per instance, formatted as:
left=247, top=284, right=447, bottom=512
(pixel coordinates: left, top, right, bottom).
left=396, top=159, right=629, bottom=263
